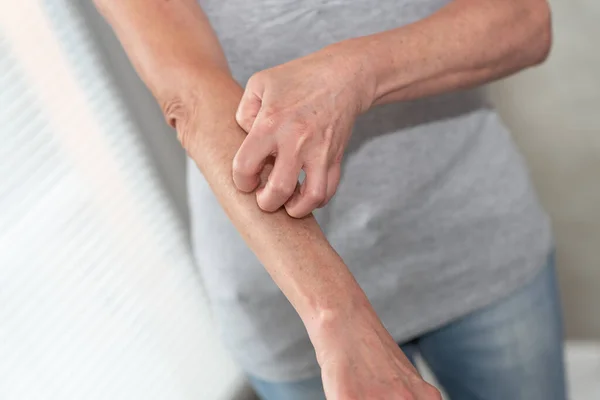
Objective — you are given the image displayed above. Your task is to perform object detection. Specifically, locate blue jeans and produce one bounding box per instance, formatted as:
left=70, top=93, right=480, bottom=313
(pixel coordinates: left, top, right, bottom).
left=250, top=256, right=567, bottom=400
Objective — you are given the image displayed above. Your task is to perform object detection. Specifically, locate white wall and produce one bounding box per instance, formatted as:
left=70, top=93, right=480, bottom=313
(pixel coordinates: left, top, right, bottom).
left=0, top=1, right=249, bottom=399
left=76, top=0, right=189, bottom=225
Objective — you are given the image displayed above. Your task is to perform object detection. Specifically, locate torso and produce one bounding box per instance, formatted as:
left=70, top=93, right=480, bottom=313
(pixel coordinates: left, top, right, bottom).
left=188, top=0, right=552, bottom=381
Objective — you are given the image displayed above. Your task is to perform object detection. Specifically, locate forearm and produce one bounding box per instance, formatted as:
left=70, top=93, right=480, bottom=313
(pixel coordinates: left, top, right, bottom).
left=346, top=0, right=552, bottom=106
left=94, top=0, right=367, bottom=333
left=181, top=75, right=365, bottom=328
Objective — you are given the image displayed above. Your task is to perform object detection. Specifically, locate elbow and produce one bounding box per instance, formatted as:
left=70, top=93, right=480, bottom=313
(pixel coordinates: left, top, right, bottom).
left=161, top=95, right=199, bottom=153
left=525, top=0, right=553, bottom=66
left=161, top=96, right=186, bottom=130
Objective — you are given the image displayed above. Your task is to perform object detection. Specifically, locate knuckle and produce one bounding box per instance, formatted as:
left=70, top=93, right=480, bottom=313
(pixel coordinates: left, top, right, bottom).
left=256, top=112, right=279, bottom=132
left=333, top=151, right=343, bottom=164
left=319, top=193, right=334, bottom=208
left=270, top=179, right=296, bottom=196
left=246, top=72, right=263, bottom=89
left=264, top=114, right=279, bottom=130
left=321, top=126, right=335, bottom=146
left=286, top=208, right=305, bottom=219
left=232, top=155, right=253, bottom=177
left=235, top=108, right=250, bottom=127
left=257, top=196, right=273, bottom=212
left=293, top=119, right=317, bottom=142
left=424, top=385, right=442, bottom=400
left=397, top=389, right=416, bottom=400
left=305, top=187, right=326, bottom=204
left=249, top=70, right=267, bottom=84
left=289, top=121, right=316, bottom=153
left=293, top=118, right=311, bottom=134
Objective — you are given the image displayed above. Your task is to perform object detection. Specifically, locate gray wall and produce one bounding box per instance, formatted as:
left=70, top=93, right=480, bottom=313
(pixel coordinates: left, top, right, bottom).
left=489, top=0, right=600, bottom=339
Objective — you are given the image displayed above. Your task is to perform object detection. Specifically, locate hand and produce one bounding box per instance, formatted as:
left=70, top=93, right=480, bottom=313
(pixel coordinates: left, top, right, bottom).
left=233, top=41, right=374, bottom=218
left=309, top=304, right=442, bottom=400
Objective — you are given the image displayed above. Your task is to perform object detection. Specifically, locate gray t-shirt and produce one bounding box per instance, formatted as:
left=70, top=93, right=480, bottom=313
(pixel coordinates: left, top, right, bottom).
left=188, top=0, right=552, bottom=381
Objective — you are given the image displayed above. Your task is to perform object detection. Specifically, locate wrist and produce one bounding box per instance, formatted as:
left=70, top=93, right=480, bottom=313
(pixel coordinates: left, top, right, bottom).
left=302, top=282, right=375, bottom=353
left=342, top=30, right=417, bottom=107
left=310, top=303, right=385, bottom=365
left=325, top=39, right=378, bottom=114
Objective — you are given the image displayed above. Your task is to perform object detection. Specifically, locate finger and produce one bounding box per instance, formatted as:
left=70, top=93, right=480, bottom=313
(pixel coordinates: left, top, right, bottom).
left=232, top=129, right=275, bottom=192
left=256, top=150, right=302, bottom=212
left=236, top=74, right=265, bottom=132
left=236, top=91, right=261, bottom=133
left=284, top=162, right=328, bottom=218
left=318, top=162, right=341, bottom=208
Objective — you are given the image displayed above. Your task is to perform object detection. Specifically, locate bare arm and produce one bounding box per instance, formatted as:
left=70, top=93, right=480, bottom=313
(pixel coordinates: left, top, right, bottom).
left=93, top=0, right=359, bottom=337
left=93, top=3, right=442, bottom=397
left=361, top=0, right=552, bottom=105
left=232, top=0, right=552, bottom=218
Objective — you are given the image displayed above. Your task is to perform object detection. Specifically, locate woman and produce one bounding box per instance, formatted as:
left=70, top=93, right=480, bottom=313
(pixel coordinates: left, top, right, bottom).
left=95, top=0, right=565, bottom=398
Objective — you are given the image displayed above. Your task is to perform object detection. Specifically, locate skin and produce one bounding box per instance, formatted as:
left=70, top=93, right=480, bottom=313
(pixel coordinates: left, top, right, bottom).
left=94, top=0, right=551, bottom=398
left=234, top=0, right=552, bottom=218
